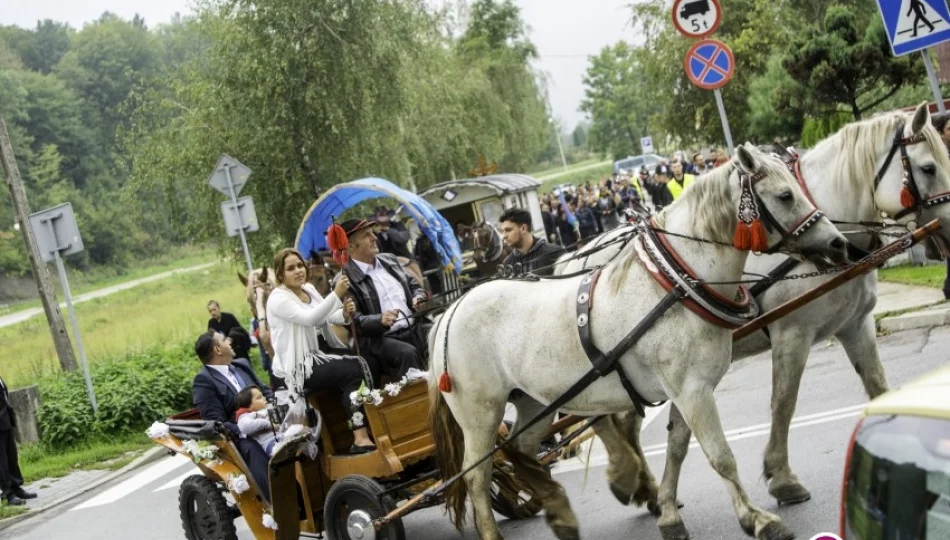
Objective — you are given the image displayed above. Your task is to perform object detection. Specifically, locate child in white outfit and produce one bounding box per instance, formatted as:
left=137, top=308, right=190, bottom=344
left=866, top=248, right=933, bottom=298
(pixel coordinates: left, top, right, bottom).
left=234, top=386, right=278, bottom=456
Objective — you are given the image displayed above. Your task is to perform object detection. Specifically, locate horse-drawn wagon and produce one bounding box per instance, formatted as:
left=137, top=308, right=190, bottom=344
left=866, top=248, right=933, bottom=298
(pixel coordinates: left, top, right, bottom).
left=149, top=376, right=551, bottom=540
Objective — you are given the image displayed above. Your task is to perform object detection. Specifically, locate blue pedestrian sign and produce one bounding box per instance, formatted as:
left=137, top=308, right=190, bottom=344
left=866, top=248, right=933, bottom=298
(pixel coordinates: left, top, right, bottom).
left=683, top=38, right=734, bottom=91
left=877, top=0, right=950, bottom=56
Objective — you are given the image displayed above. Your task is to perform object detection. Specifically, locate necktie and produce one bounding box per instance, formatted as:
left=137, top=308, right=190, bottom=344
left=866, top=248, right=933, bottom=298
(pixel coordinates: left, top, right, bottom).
left=228, top=366, right=246, bottom=391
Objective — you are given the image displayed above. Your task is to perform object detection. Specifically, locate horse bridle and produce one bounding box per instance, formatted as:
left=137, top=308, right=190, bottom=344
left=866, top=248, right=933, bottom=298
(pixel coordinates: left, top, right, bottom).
left=472, top=224, right=503, bottom=263
left=875, top=123, right=950, bottom=221
left=739, top=166, right=825, bottom=254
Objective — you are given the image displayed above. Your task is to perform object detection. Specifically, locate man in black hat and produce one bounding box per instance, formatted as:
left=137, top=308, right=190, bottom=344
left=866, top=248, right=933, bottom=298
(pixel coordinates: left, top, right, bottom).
left=335, top=219, right=430, bottom=379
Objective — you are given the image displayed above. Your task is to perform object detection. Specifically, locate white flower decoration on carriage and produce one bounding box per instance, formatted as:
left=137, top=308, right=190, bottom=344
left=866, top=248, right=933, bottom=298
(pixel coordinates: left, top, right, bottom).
left=145, top=421, right=170, bottom=439
left=227, top=474, right=250, bottom=495
left=369, top=389, right=383, bottom=406
left=262, top=513, right=278, bottom=530
left=350, top=411, right=365, bottom=428
left=384, top=382, right=402, bottom=397
left=181, top=439, right=220, bottom=464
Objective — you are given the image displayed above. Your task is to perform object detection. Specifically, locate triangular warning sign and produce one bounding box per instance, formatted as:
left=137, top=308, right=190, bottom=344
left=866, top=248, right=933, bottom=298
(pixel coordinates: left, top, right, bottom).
left=894, top=0, right=949, bottom=45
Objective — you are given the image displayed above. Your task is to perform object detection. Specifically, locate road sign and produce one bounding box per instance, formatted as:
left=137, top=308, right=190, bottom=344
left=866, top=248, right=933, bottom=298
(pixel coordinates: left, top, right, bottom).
left=641, top=136, right=655, bottom=154
left=672, top=0, right=721, bottom=39
left=29, top=202, right=83, bottom=263
left=221, top=196, right=260, bottom=237
left=684, top=38, right=734, bottom=90
left=877, top=0, right=950, bottom=56
left=208, top=154, right=251, bottom=197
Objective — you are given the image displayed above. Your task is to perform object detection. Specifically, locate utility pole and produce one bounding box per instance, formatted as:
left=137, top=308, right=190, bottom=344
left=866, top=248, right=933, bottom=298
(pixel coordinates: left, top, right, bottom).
left=0, top=116, right=78, bottom=372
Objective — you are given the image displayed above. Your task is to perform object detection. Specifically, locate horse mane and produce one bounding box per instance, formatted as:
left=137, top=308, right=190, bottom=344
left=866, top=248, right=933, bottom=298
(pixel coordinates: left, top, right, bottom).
left=814, top=111, right=950, bottom=199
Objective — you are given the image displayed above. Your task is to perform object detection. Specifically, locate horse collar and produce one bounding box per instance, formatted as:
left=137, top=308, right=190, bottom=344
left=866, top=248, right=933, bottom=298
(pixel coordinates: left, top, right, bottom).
left=637, top=218, right=759, bottom=329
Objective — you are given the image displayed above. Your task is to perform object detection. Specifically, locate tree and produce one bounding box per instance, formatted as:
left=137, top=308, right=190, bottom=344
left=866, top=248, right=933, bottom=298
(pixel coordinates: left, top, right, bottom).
left=571, top=123, right=588, bottom=149
left=780, top=4, right=922, bottom=120
left=21, top=20, right=72, bottom=74
left=746, top=54, right=805, bottom=143
left=581, top=42, right=657, bottom=159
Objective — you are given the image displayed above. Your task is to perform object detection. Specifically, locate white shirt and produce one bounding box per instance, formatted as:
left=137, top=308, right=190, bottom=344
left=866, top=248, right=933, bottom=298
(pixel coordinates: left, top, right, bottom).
left=207, top=365, right=243, bottom=392
left=353, top=258, right=412, bottom=332
left=266, top=283, right=349, bottom=393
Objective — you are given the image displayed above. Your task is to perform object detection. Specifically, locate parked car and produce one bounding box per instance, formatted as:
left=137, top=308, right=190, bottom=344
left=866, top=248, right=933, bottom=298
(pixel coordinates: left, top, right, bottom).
left=551, top=183, right=576, bottom=196
left=613, top=154, right=664, bottom=175
left=840, top=363, right=950, bottom=539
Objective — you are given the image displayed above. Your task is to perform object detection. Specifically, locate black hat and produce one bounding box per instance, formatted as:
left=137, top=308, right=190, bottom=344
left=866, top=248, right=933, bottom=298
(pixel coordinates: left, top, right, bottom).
left=654, top=164, right=670, bottom=176
left=337, top=218, right=375, bottom=237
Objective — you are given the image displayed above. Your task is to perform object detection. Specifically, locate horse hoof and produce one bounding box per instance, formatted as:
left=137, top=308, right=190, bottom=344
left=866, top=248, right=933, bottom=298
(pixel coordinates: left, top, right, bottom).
left=770, top=482, right=811, bottom=506
left=609, top=483, right=634, bottom=505
left=647, top=500, right=661, bottom=517
left=759, top=521, right=795, bottom=540
left=659, top=522, right=690, bottom=540
left=551, top=525, right=581, bottom=540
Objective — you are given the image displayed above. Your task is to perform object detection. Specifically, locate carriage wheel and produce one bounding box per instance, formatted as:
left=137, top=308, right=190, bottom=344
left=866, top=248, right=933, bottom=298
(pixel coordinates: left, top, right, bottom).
left=324, top=475, right=406, bottom=540
left=179, top=475, right=239, bottom=540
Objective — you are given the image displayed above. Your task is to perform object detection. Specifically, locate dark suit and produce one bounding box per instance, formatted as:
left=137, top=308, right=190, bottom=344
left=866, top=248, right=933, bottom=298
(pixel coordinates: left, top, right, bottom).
left=0, top=376, right=24, bottom=498
left=343, top=254, right=432, bottom=378
left=191, top=358, right=272, bottom=500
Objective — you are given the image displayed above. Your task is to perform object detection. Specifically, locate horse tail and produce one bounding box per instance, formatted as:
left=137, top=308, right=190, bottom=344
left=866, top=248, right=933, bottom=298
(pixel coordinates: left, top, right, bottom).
left=429, top=382, right=468, bottom=531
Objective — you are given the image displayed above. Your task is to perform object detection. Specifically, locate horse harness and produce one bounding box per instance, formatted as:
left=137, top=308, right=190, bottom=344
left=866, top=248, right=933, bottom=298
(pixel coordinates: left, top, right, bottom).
left=571, top=167, right=825, bottom=416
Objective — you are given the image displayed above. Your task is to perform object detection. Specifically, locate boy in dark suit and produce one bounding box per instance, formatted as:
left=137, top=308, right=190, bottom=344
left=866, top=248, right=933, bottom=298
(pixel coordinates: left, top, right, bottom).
left=0, top=375, right=36, bottom=505
left=191, top=331, right=273, bottom=500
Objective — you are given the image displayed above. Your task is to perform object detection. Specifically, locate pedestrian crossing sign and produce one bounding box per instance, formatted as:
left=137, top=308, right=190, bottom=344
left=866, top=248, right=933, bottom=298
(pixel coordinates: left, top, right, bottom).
left=877, top=0, right=950, bottom=56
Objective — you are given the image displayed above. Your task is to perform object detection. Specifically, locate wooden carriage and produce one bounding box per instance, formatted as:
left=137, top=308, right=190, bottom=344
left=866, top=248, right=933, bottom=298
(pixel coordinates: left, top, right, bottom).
left=150, top=379, right=542, bottom=540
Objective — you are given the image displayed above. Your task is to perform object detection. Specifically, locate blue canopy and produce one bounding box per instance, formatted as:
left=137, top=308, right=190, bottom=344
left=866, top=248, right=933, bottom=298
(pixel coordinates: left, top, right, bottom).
left=295, top=177, right=463, bottom=274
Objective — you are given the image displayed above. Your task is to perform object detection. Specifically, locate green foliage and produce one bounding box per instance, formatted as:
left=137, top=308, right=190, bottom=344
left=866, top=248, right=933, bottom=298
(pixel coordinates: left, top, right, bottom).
left=780, top=4, right=922, bottom=120
left=37, top=343, right=197, bottom=449
left=122, top=0, right=552, bottom=260
left=800, top=112, right=853, bottom=148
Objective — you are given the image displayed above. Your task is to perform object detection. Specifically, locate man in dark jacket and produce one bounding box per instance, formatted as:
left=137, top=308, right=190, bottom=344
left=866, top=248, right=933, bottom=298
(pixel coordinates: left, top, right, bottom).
left=372, top=206, right=412, bottom=260
left=207, top=301, right=244, bottom=337
left=499, top=207, right=565, bottom=277
left=192, top=331, right=273, bottom=500
left=0, top=375, right=35, bottom=506
left=337, top=219, right=431, bottom=379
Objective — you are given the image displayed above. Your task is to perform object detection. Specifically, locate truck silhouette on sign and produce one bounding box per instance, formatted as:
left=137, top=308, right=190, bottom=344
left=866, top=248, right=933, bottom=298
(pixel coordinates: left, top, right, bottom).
left=680, top=0, right=711, bottom=20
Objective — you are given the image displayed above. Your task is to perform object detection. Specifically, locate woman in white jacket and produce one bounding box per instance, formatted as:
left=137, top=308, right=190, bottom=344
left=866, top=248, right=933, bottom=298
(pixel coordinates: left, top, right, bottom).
left=266, top=248, right=375, bottom=453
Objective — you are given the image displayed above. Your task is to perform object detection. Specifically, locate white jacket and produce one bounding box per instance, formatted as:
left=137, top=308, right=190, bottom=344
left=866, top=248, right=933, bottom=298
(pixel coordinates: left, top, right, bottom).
left=236, top=409, right=277, bottom=455
left=266, top=284, right=349, bottom=393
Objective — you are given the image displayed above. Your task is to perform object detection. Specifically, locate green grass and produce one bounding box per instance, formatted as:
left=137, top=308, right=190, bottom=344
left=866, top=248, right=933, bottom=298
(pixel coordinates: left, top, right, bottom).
left=539, top=162, right=615, bottom=192
left=0, top=245, right=218, bottom=314
left=4, top=261, right=251, bottom=388
left=529, top=158, right=602, bottom=177
left=0, top=503, right=27, bottom=519
left=18, top=433, right=155, bottom=482
left=878, top=264, right=947, bottom=289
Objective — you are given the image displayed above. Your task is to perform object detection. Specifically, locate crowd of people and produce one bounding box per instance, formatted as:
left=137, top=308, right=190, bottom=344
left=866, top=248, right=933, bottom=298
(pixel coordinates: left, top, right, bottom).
left=537, top=149, right=729, bottom=250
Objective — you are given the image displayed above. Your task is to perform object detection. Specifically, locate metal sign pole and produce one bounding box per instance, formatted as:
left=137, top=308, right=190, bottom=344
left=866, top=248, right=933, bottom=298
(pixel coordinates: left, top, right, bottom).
left=713, top=89, right=735, bottom=156
left=921, top=49, right=947, bottom=113
left=224, top=165, right=255, bottom=273
left=43, top=218, right=97, bottom=413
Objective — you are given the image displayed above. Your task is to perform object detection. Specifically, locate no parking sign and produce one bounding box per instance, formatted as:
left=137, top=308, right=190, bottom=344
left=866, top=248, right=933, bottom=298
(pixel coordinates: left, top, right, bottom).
left=683, top=39, right=735, bottom=90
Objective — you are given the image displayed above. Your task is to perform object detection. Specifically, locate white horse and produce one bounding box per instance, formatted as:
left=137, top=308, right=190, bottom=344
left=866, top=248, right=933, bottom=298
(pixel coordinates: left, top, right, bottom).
left=429, top=143, right=849, bottom=540
left=559, top=103, right=950, bottom=539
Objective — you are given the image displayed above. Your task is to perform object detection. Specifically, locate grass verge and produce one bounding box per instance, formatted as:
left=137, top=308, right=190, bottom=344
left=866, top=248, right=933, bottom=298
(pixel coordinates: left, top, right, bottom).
left=19, top=433, right=155, bottom=483
left=0, top=504, right=27, bottom=519
left=539, top=162, right=615, bottom=192
left=878, top=264, right=947, bottom=289
left=4, top=260, right=250, bottom=388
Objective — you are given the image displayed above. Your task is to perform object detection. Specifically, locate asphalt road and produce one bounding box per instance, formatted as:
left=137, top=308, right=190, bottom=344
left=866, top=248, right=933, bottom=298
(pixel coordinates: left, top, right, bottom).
left=6, top=325, right=948, bottom=540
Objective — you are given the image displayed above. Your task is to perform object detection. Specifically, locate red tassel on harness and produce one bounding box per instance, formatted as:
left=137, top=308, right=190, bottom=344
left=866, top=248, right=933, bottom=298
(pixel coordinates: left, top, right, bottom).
left=438, top=372, right=453, bottom=393
left=900, top=184, right=915, bottom=209
left=732, top=221, right=751, bottom=251
left=749, top=219, right=769, bottom=253
left=326, top=222, right=350, bottom=265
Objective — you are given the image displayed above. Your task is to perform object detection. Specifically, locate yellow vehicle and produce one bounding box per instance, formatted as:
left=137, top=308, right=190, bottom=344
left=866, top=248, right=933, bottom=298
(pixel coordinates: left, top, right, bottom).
left=840, top=363, right=950, bottom=539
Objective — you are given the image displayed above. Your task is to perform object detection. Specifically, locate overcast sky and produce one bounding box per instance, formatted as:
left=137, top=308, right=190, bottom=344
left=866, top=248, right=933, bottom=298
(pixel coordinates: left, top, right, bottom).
left=1, top=0, right=633, bottom=130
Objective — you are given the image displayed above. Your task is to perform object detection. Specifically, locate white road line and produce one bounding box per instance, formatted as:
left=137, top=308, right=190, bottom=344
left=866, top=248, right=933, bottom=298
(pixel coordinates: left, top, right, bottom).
left=154, top=470, right=199, bottom=492
left=553, top=404, right=863, bottom=475
left=71, top=454, right=191, bottom=511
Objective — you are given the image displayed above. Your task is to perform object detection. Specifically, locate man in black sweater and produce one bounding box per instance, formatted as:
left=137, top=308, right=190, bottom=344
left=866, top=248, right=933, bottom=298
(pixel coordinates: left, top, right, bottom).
left=499, top=207, right=565, bottom=277
left=207, top=300, right=244, bottom=337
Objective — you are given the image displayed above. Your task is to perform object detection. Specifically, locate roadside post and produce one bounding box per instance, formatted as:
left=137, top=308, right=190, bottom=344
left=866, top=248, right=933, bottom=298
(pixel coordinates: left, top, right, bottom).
left=208, top=154, right=257, bottom=274
left=29, top=202, right=97, bottom=413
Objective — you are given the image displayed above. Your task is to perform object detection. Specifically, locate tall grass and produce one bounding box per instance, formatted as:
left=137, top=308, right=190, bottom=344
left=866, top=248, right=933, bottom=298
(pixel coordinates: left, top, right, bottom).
left=4, top=262, right=251, bottom=388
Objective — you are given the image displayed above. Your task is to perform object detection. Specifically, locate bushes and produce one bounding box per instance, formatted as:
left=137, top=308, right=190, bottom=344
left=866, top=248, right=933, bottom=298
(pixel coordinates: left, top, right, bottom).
left=38, top=343, right=198, bottom=449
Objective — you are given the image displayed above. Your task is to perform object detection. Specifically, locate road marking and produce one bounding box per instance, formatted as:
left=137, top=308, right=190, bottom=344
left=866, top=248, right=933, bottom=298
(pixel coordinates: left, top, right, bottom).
left=71, top=454, right=191, bottom=511
left=154, top=470, right=199, bottom=492
left=553, top=403, right=863, bottom=475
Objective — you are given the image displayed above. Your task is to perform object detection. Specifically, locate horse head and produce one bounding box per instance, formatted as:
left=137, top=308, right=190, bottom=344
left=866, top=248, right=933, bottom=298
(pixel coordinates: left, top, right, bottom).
left=308, top=250, right=335, bottom=297
left=470, top=221, right=504, bottom=263
left=239, top=266, right=276, bottom=323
